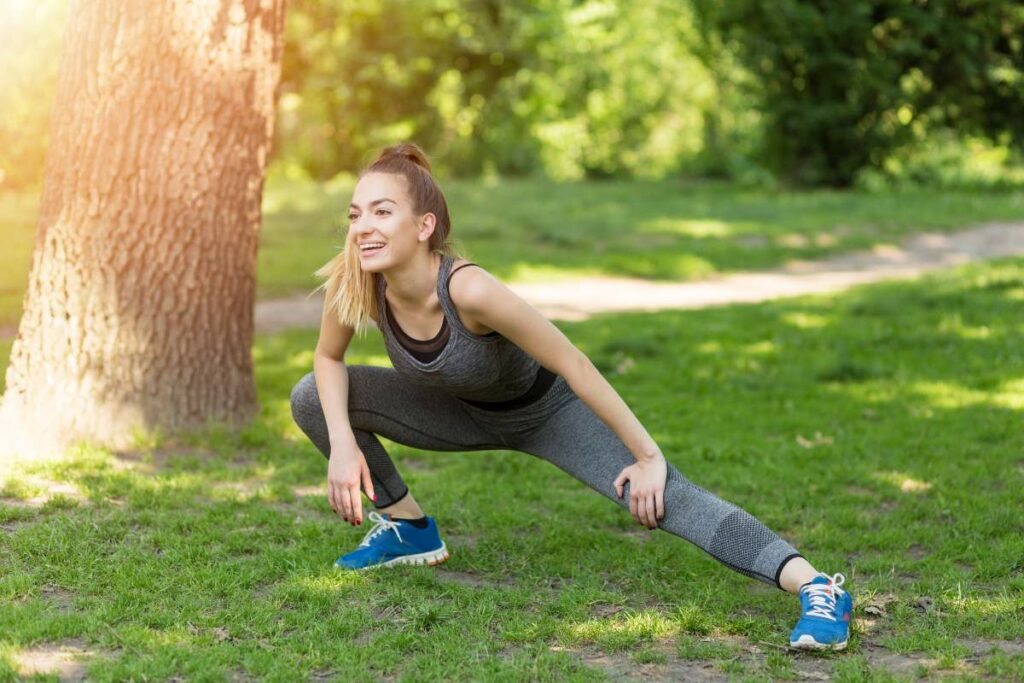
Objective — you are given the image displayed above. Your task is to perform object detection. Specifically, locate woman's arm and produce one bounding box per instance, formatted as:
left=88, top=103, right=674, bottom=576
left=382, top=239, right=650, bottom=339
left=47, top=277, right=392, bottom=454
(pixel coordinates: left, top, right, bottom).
left=312, top=353, right=356, bottom=448
left=449, top=267, right=663, bottom=463
left=313, top=275, right=360, bottom=449
left=312, top=277, right=376, bottom=524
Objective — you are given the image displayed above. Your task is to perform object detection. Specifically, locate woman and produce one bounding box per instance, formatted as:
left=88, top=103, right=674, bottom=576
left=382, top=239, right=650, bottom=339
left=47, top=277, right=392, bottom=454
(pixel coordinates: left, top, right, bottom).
left=289, top=143, right=853, bottom=651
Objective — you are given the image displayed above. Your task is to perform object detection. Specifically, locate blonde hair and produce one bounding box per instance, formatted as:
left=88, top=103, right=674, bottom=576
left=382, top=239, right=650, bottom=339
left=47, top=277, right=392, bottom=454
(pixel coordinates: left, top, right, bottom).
left=314, top=143, right=464, bottom=333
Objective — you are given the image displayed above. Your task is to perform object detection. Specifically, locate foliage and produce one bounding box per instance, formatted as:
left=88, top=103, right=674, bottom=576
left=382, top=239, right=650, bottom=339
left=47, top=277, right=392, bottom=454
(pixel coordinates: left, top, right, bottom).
left=3, top=0, right=1024, bottom=191
left=277, top=0, right=729, bottom=181
left=855, top=128, right=1024, bottom=192
left=697, top=0, right=1024, bottom=187
left=0, top=0, right=67, bottom=191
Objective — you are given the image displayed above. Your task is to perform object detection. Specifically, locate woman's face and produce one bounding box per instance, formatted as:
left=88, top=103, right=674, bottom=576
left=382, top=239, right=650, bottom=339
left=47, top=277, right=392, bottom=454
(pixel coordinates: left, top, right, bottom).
left=347, top=172, right=433, bottom=271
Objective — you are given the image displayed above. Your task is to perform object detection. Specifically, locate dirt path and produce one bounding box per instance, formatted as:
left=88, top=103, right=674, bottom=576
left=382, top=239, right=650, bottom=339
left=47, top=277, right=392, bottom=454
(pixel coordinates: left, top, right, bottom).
left=254, top=221, right=1024, bottom=332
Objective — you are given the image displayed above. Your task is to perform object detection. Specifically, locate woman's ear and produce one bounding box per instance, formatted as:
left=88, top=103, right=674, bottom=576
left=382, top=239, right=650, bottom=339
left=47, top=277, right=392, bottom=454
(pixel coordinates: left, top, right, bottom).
left=417, top=212, right=437, bottom=242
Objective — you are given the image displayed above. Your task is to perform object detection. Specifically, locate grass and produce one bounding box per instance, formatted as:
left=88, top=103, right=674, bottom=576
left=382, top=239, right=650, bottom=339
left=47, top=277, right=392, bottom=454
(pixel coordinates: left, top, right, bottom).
left=262, top=176, right=1024, bottom=293
left=2, top=176, right=1024, bottom=328
left=2, top=256, right=1024, bottom=680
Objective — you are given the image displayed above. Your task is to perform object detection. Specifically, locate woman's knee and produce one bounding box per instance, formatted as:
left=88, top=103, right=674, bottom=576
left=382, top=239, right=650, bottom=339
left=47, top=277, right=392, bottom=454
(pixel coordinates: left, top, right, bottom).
left=291, top=366, right=378, bottom=433
left=289, top=371, right=322, bottom=430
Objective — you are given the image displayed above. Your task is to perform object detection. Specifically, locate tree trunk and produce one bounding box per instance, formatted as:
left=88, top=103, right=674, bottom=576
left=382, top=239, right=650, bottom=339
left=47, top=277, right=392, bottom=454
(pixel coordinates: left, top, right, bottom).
left=1, top=0, right=287, bottom=456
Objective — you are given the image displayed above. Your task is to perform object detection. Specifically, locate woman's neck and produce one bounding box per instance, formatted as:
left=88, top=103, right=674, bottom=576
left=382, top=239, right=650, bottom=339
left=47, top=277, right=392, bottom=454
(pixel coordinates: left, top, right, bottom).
left=382, top=251, right=442, bottom=308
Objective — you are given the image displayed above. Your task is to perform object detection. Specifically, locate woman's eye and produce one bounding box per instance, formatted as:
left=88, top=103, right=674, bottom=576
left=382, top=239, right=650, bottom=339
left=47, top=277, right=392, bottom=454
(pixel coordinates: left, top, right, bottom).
left=347, top=209, right=388, bottom=221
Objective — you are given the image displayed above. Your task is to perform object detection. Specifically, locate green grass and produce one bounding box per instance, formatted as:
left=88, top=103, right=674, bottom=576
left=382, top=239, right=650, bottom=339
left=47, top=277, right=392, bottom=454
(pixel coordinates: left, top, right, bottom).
left=262, top=176, right=1024, bottom=292
left=2, top=257, right=1023, bottom=680
left=2, top=177, right=1023, bottom=328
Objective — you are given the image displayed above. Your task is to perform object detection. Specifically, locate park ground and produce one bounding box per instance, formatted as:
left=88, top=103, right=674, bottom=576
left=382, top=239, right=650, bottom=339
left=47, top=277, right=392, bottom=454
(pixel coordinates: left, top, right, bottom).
left=1, top=179, right=1023, bottom=681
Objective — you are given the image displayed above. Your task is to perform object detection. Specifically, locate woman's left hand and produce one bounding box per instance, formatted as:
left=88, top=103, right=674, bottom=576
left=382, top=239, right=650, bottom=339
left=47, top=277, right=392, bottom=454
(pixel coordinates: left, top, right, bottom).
left=613, top=454, right=667, bottom=529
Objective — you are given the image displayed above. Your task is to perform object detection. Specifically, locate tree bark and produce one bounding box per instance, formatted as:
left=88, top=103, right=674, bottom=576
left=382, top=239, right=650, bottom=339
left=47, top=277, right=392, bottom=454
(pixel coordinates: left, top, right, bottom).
left=1, top=0, right=287, bottom=456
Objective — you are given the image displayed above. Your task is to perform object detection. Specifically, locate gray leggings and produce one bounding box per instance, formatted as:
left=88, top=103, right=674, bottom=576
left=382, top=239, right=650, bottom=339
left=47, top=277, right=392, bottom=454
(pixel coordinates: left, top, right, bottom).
left=290, top=366, right=802, bottom=587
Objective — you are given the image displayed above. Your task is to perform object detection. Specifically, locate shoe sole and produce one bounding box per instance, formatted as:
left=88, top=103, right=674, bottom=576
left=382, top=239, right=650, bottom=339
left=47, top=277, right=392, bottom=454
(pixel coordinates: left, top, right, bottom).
left=789, top=635, right=848, bottom=651
left=336, top=543, right=451, bottom=570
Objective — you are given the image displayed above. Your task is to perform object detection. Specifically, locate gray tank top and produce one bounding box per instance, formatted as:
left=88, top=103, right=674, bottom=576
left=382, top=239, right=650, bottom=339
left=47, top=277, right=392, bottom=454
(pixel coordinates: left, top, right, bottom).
left=375, top=253, right=549, bottom=404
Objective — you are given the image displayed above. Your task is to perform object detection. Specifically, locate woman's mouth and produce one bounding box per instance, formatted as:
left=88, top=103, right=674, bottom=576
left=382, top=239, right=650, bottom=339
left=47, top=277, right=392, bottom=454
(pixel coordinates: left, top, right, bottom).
left=359, top=243, right=386, bottom=257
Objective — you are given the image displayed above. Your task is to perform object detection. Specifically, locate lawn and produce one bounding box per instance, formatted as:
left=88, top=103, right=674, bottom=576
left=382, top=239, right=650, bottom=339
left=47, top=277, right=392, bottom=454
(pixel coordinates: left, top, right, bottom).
left=2, top=177, right=1024, bottom=329
left=2, top=256, right=1022, bottom=681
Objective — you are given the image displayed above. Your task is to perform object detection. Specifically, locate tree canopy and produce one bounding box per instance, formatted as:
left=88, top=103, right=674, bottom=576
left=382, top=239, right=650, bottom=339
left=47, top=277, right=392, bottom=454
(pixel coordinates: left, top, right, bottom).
left=2, top=0, right=1022, bottom=190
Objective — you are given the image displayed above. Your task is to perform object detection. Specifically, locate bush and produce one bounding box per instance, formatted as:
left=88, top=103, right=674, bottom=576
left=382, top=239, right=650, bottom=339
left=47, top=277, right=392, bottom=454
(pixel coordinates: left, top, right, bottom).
left=697, top=0, right=1024, bottom=187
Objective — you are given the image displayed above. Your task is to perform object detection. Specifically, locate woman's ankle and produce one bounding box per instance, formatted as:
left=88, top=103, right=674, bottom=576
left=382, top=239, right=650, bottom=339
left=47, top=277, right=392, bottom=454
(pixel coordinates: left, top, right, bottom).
left=778, top=556, right=820, bottom=594
left=377, top=491, right=425, bottom=519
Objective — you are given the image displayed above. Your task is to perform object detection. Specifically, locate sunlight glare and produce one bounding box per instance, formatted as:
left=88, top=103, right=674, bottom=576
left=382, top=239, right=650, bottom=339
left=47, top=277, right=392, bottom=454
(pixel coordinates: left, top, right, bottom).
left=741, top=339, right=776, bottom=356
left=992, top=377, right=1024, bottom=411
left=0, top=0, right=37, bottom=23
left=781, top=311, right=831, bottom=329
left=567, top=609, right=677, bottom=644
left=907, top=379, right=989, bottom=410
left=639, top=218, right=734, bottom=238
left=871, top=470, right=933, bottom=494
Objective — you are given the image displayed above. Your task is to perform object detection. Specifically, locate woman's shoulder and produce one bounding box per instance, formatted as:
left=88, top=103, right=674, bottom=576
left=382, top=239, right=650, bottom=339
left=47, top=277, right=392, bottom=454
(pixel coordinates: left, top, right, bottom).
left=449, top=256, right=482, bottom=275
left=446, top=257, right=498, bottom=292
left=446, top=257, right=499, bottom=336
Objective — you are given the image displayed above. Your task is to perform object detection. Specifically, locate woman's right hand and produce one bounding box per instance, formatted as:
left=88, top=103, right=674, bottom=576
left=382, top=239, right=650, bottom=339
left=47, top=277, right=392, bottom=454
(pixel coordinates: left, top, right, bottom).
left=327, top=440, right=377, bottom=525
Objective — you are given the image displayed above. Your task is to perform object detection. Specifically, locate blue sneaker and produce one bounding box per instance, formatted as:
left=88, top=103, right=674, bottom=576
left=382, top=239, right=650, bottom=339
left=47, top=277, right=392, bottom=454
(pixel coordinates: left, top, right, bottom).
left=789, top=572, right=852, bottom=651
left=334, top=510, right=450, bottom=570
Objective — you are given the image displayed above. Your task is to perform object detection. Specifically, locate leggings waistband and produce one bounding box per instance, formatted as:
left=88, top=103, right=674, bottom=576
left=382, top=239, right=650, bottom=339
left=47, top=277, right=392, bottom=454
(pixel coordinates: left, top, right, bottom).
left=456, top=366, right=557, bottom=411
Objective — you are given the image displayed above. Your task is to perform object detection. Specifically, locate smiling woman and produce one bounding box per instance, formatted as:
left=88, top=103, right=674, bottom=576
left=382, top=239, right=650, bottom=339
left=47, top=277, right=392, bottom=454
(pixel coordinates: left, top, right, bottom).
left=290, top=141, right=855, bottom=652
left=311, top=144, right=459, bottom=335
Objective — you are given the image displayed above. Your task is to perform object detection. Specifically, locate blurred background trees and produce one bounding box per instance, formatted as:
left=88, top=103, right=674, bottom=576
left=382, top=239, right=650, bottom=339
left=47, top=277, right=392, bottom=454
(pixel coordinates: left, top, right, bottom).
left=2, top=0, right=1023, bottom=193
left=0, top=0, right=68, bottom=191
left=696, top=0, right=1024, bottom=187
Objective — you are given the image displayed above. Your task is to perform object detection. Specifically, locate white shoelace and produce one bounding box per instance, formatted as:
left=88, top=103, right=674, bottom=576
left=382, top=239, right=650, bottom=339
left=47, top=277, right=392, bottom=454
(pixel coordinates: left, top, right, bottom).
left=358, top=510, right=404, bottom=547
left=802, top=572, right=846, bottom=621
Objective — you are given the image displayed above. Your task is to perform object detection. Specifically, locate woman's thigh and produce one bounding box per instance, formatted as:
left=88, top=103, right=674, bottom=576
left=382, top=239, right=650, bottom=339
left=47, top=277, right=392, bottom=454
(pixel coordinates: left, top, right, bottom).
left=509, top=396, right=636, bottom=506
left=290, top=365, right=505, bottom=452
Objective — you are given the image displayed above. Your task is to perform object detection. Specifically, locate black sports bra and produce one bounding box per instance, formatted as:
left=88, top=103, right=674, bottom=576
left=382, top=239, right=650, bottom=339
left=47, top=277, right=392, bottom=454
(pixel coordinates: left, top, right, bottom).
left=386, top=303, right=450, bottom=362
